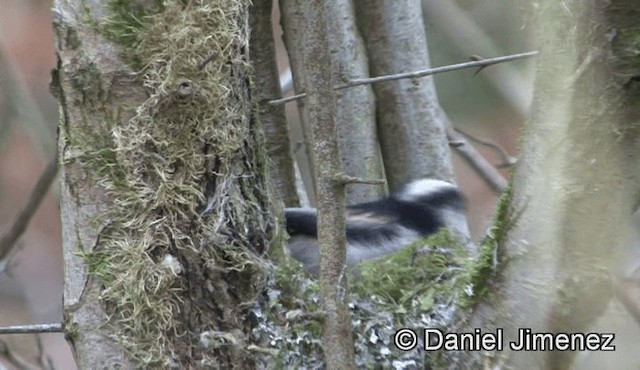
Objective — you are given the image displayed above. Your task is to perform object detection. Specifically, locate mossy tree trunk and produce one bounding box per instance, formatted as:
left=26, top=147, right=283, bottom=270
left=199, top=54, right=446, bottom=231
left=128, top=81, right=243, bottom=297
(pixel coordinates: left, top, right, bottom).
left=448, top=1, right=640, bottom=368
left=52, top=0, right=276, bottom=368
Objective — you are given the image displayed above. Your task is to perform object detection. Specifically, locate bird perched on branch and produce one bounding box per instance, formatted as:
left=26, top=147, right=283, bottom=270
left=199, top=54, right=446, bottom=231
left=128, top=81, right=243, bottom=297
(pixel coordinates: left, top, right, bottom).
left=285, top=179, right=470, bottom=275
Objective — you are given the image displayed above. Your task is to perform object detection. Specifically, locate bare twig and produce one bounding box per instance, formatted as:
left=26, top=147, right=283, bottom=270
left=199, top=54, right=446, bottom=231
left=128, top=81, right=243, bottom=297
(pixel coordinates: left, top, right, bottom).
left=246, top=344, right=280, bottom=356
left=267, top=51, right=539, bottom=106
left=470, top=55, right=489, bottom=76
left=447, top=127, right=508, bottom=194
left=0, top=339, right=39, bottom=370
left=285, top=309, right=326, bottom=322
left=421, top=0, right=532, bottom=116
left=454, top=128, right=517, bottom=168
left=35, top=335, right=56, bottom=370
left=336, top=175, right=386, bottom=186
left=0, top=323, right=63, bottom=335
left=0, top=154, right=58, bottom=271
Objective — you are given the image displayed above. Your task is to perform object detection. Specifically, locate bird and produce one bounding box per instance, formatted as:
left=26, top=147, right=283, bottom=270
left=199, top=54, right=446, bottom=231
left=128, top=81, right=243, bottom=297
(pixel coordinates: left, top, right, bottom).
left=285, top=179, right=469, bottom=275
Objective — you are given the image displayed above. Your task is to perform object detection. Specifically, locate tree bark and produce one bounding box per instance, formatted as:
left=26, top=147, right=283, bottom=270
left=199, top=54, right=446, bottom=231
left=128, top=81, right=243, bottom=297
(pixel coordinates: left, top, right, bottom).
left=325, top=0, right=384, bottom=204
left=298, top=2, right=356, bottom=369
left=53, top=1, right=145, bottom=366
left=279, top=0, right=317, bottom=201
left=53, top=1, right=274, bottom=368
left=355, top=0, right=454, bottom=188
left=280, top=0, right=384, bottom=204
left=250, top=0, right=300, bottom=207
left=452, top=1, right=640, bottom=368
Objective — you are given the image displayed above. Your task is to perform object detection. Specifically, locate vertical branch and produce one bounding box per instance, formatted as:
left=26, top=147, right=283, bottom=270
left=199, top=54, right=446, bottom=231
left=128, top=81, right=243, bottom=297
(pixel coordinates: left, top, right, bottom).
left=279, top=0, right=317, bottom=199
left=249, top=0, right=300, bottom=207
left=355, top=0, right=454, bottom=188
left=325, top=0, right=384, bottom=204
left=299, top=2, right=356, bottom=369
left=0, top=153, right=58, bottom=267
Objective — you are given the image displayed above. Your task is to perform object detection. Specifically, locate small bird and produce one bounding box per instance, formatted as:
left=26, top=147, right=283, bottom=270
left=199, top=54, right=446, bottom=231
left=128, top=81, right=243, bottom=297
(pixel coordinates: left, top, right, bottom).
left=285, top=179, right=469, bottom=275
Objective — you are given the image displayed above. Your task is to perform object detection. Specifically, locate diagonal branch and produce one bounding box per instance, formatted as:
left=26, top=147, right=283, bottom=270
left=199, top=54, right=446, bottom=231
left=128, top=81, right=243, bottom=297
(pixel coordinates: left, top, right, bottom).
left=0, top=153, right=58, bottom=270
left=447, top=127, right=508, bottom=194
left=0, top=339, right=40, bottom=370
left=267, top=51, right=538, bottom=106
left=454, top=127, right=517, bottom=168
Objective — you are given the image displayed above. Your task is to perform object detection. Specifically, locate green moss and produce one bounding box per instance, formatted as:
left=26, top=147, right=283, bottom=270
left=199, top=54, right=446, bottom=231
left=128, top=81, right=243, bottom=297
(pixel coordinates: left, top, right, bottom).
left=67, top=0, right=273, bottom=367
left=459, top=239, right=495, bottom=307
left=485, top=183, right=513, bottom=248
left=105, top=0, right=164, bottom=46
left=80, top=250, right=111, bottom=280
left=82, top=0, right=165, bottom=68
left=351, top=229, right=476, bottom=315
left=461, top=183, right=513, bottom=306
left=63, top=318, right=80, bottom=343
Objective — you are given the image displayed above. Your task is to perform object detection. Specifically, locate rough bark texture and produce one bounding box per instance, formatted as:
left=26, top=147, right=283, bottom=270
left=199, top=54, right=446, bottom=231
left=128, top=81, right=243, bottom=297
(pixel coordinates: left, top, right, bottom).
left=452, top=1, right=640, bottom=369
left=52, top=1, right=144, bottom=367
left=250, top=0, right=300, bottom=207
left=53, top=1, right=274, bottom=368
left=355, top=0, right=454, bottom=188
left=299, top=2, right=356, bottom=369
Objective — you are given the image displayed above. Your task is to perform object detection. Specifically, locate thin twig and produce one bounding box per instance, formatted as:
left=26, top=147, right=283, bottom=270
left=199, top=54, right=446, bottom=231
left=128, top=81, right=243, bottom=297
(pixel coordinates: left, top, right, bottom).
left=336, top=174, right=386, bottom=186
left=0, top=339, right=39, bottom=370
left=36, top=335, right=56, bottom=370
left=447, top=127, right=508, bottom=194
left=267, top=51, right=539, bottom=106
left=0, top=154, right=58, bottom=271
left=246, top=344, right=280, bottom=356
left=0, top=323, right=63, bottom=335
left=454, top=128, right=517, bottom=168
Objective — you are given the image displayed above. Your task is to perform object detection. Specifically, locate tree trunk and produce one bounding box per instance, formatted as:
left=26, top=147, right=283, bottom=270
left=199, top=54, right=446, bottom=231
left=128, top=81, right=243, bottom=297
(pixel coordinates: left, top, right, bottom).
left=281, top=0, right=384, bottom=204
left=53, top=1, right=274, bottom=368
left=451, top=1, right=640, bottom=368
left=355, top=0, right=454, bottom=188
left=325, top=0, right=384, bottom=204
left=250, top=0, right=300, bottom=207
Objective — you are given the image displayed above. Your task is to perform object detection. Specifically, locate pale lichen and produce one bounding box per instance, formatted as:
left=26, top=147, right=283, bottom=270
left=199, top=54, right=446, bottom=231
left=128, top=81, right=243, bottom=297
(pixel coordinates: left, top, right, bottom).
left=70, top=0, right=275, bottom=367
